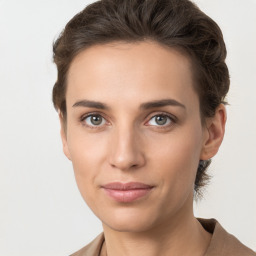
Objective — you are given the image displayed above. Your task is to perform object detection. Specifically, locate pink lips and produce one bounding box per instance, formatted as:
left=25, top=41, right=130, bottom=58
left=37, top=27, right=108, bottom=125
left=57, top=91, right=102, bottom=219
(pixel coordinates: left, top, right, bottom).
left=101, top=182, right=154, bottom=203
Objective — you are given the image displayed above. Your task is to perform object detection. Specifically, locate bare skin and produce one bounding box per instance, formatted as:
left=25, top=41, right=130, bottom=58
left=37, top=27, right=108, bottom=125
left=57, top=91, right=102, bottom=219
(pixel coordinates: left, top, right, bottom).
left=60, top=40, right=226, bottom=256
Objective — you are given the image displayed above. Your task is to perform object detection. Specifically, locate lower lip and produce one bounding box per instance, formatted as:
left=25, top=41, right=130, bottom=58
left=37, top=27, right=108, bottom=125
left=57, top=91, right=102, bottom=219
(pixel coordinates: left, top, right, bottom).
left=103, top=188, right=153, bottom=203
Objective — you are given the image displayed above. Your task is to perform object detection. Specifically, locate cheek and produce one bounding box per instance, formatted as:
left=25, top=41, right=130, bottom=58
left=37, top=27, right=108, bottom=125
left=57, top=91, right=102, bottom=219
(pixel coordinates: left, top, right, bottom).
left=148, top=126, right=203, bottom=191
left=68, top=126, right=107, bottom=168
left=67, top=130, right=108, bottom=199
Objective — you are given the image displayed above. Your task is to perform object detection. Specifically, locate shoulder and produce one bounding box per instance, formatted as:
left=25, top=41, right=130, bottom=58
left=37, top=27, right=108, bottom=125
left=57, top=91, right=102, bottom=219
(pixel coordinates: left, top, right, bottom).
left=198, top=218, right=256, bottom=256
left=70, top=233, right=105, bottom=256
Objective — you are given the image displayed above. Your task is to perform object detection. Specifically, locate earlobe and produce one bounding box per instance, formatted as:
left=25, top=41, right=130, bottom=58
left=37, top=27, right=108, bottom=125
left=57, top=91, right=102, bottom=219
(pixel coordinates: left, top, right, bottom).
left=200, top=104, right=227, bottom=160
left=58, top=111, right=72, bottom=161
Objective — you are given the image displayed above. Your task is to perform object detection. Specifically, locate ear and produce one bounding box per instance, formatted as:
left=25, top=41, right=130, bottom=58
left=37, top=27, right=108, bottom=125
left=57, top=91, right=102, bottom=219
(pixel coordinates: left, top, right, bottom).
left=200, top=104, right=227, bottom=160
left=58, top=111, right=72, bottom=161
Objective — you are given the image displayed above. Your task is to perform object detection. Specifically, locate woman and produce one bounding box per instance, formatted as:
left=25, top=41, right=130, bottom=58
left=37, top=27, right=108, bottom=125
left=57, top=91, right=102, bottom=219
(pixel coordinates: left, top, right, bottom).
left=52, top=0, right=256, bottom=255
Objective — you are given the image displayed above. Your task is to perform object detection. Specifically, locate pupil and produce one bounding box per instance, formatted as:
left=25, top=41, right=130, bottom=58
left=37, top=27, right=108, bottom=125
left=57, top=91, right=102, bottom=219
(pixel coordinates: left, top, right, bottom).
left=156, top=115, right=167, bottom=125
left=91, top=115, right=102, bottom=125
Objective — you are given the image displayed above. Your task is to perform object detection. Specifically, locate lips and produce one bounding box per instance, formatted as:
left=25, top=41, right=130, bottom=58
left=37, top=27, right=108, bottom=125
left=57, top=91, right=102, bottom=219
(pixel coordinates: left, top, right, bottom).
left=101, top=182, right=154, bottom=203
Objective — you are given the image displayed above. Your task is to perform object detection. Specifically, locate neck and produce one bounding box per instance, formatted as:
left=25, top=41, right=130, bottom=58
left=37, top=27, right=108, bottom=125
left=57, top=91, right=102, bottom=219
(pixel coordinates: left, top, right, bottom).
left=101, top=194, right=212, bottom=256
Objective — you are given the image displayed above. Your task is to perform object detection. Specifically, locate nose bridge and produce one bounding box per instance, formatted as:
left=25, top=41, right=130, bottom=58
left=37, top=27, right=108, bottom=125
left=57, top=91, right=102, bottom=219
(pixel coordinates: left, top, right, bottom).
left=108, top=121, right=144, bottom=171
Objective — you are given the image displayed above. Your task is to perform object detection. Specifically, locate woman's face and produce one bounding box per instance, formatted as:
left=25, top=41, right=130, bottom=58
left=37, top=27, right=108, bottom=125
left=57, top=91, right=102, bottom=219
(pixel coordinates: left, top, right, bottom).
left=62, top=41, right=210, bottom=232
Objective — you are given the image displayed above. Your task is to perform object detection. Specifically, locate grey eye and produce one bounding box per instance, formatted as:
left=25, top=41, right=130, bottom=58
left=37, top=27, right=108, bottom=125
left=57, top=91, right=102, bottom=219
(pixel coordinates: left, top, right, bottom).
left=84, top=115, right=106, bottom=127
left=155, top=115, right=168, bottom=125
left=148, top=115, right=172, bottom=126
left=90, top=115, right=102, bottom=125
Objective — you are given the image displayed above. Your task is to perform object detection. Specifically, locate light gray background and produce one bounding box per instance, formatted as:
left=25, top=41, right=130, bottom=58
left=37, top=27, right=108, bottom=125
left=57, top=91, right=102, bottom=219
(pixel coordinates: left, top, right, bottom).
left=0, top=0, right=255, bottom=255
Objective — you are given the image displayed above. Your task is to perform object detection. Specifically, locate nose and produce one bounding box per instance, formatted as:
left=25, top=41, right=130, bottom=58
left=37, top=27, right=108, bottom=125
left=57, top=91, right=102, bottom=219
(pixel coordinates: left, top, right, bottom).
left=108, top=125, right=146, bottom=171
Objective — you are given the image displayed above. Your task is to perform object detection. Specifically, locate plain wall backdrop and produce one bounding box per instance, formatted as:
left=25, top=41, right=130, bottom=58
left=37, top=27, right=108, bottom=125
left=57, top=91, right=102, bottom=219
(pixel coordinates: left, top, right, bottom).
left=0, top=0, right=255, bottom=255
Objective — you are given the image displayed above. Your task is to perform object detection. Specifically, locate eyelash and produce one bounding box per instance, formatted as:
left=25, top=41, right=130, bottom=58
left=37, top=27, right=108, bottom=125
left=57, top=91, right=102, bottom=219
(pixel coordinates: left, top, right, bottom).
left=146, top=112, right=176, bottom=129
left=80, top=112, right=177, bottom=129
left=80, top=112, right=109, bottom=129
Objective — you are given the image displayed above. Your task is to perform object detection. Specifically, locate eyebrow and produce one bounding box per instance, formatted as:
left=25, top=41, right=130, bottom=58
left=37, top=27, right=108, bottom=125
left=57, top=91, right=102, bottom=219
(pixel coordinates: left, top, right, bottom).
left=139, top=99, right=186, bottom=110
left=72, top=98, right=185, bottom=110
left=72, top=100, right=110, bottom=110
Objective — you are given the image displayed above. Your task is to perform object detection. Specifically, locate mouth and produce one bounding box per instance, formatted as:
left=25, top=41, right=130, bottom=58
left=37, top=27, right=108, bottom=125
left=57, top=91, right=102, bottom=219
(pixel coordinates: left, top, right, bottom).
left=101, top=182, right=154, bottom=203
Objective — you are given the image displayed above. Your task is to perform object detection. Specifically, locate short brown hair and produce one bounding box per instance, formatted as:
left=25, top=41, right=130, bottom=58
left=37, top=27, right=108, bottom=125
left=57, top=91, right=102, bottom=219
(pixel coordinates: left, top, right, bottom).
left=52, top=0, right=230, bottom=197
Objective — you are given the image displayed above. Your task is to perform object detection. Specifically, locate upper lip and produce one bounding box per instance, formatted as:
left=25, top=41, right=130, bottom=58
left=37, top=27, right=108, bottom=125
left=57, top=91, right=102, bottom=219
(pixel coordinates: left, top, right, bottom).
left=101, top=182, right=154, bottom=190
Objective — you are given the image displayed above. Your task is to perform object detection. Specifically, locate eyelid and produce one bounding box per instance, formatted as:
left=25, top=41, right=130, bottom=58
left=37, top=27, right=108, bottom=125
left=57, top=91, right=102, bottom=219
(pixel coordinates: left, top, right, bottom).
left=80, top=111, right=102, bottom=119
left=144, top=112, right=177, bottom=126
left=80, top=111, right=110, bottom=128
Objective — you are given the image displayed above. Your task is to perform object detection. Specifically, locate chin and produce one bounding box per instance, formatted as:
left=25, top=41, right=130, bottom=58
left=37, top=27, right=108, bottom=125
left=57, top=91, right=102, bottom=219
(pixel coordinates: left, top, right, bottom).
left=104, top=219, right=155, bottom=233
left=100, top=207, right=159, bottom=233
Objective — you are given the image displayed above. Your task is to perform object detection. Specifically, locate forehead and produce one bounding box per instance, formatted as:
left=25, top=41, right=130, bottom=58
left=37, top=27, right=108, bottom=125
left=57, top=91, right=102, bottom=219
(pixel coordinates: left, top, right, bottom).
left=66, top=40, right=199, bottom=111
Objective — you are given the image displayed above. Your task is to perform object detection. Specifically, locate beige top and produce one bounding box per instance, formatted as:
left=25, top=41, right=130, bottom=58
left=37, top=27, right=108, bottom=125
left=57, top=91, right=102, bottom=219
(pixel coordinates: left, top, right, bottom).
left=70, top=218, right=256, bottom=256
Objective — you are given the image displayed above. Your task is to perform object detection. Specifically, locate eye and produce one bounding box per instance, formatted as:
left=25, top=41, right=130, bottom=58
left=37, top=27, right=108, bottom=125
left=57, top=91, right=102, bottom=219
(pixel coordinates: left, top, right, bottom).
left=147, top=114, right=174, bottom=127
left=81, top=114, right=107, bottom=127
